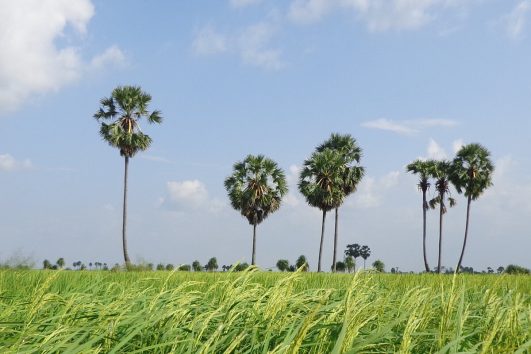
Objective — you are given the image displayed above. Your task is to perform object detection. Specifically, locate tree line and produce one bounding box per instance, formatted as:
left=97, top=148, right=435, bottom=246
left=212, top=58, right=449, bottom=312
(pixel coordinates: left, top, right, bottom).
left=94, top=85, right=503, bottom=273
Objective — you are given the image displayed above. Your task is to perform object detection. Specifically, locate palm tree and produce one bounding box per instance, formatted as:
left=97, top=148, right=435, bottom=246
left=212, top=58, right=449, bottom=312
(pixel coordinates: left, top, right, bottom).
left=94, top=86, right=162, bottom=266
left=360, top=245, right=371, bottom=269
left=276, top=259, right=290, bottom=272
left=225, top=155, right=287, bottom=266
left=316, top=134, right=364, bottom=272
left=299, top=149, right=345, bottom=272
left=429, top=161, right=456, bottom=274
left=344, top=255, right=355, bottom=273
left=450, top=144, right=494, bottom=272
left=406, top=159, right=437, bottom=272
left=295, top=255, right=309, bottom=271
left=344, top=243, right=361, bottom=272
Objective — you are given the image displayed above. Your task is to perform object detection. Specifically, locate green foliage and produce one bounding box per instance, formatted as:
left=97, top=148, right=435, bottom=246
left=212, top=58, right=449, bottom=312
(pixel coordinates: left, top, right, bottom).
left=56, top=258, right=65, bottom=269
left=224, top=155, right=288, bottom=226
left=406, top=159, right=437, bottom=193
left=0, top=271, right=528, bottom=353
left=165, top=264, right=175, bottom=271
left=372, top=259, right=385, bottom=272
left=344, top=256, right=355, bottom=273
left=332, top=261, right=346, bottom=272
left=178, top=264, right=191, bottom=272
left=192, top=260, right=202, bottom=272
left=276, top=259, right=290, bottom=272
left=94, top=86, right=162, bottom=158
left=505, top=264, right=530, bottom=275
left=295, top=255, right=309, bottom=271
left=450, top=144, right=494, bottom=200
left=233, top=262, right=249, bottom=271
left=206, top=257, right=218, bottom=272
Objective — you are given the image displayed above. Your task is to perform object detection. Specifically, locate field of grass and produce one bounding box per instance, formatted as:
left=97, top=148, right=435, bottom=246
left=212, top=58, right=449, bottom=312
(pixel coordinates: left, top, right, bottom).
left=0, top=270, right=529, bottom=353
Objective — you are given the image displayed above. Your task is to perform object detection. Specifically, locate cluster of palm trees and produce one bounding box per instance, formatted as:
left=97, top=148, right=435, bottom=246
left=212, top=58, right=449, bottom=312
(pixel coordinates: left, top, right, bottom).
left=407, top=144, right=494, bottom=273
left=93, top=85, right=494, bottom=273
left=225, top=134, right=364, bottom=272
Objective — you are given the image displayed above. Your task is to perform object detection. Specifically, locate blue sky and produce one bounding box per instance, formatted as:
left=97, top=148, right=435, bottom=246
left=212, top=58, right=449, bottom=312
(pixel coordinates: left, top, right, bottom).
left=1, top=0, right=530, bottom=271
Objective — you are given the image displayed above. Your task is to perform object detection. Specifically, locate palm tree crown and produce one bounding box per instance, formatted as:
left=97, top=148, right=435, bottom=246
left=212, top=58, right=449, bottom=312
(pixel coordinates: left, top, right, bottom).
left=94, top=86, right=162, bottom=157
left=225, top=155, right=287, bottom=225
left=451, top=144, right=494, bottom=200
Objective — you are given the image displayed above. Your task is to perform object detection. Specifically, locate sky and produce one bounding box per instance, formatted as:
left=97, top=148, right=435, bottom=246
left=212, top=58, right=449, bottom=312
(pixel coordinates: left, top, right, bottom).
left=1, top=0, right=530, bottom=272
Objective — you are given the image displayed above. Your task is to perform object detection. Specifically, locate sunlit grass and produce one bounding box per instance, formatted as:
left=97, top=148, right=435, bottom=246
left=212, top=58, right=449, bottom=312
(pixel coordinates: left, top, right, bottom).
left=0, top=270, right=529, bottom=353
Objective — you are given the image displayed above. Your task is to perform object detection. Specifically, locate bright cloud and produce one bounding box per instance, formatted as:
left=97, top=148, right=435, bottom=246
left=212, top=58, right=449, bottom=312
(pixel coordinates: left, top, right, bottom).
left=427, top=138, right=447, bottom=160
left=0, top=0, right=125, bottom=113
left=0, top=154, right=32, bottom=172
left=89, top=45, right=126, bottom=70
left=192, top=26, right=228, bottom=55
left=350, top=171, right=401, bottom=209
left=505, top=1, right=531, bottom=39
left=162, top=180, right=225, bottom=213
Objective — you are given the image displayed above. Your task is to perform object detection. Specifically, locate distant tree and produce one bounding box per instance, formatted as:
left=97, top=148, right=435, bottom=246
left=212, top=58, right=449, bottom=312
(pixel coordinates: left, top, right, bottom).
left=156, top=263, right=165, bottom=271
left=295, top=255, right=309, bottom=271
left=178, top=264, right=191, bottom=271
left=391, top=267, right=396, bottom=274
left=221, top=265, right=231, bottom=272
left=360, top=245, right=371, bottom=269
left=103, top=263, right=108, bottom=271
left=487, top=267, right=494, bottom=274
left=43, top=259, right=52, bottom=270
left=94, top=86, right=162, bottom=266
left=406, top=159, right=437, bottom=272
left=344, top=256, right=355, bottom=273
left=451, top=144, right=494, bottom=272
left=460, top=266, right=474, bottom=274
left=372, top=260, right=385, bottom=272
left=505, top=264, right=530, bottom=275
left=234, top=262, right=249, bottom=272
left=192, top=260, right=202, bottom=272
left=429, top=161, right=456, bottom=274
left=316, top=134, right=364, bottom=273
left=299, top=149, right=346, bottom=272
left=276, top=259, right=290, bottom=272
left=89, top=262, right=93, bottom=269
left=497, top=266, right=505, bottom=274
left=344, top=243, right=361, bottom=272
left=225, top=155, right=287, bottom=266
left=206, top=257, right=218, bottom=272
left=288, top=265, right=297, bottom=272
left=56, top=258, right=65, bottom=269
left=332, top=261, right=346, bottom=272
left=165, top=264, right=175, bottom=271
left=147, top=263, right=154, bottom=271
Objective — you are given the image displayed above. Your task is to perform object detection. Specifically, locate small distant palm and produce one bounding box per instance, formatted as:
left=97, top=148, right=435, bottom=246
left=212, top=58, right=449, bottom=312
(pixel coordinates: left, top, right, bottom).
left=225, top=155, right=287, bottom=265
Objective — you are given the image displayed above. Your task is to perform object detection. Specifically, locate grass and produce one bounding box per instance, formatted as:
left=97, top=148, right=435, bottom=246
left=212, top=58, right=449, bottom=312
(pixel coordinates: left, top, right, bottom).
left=0, top=270, right=529, bottom=353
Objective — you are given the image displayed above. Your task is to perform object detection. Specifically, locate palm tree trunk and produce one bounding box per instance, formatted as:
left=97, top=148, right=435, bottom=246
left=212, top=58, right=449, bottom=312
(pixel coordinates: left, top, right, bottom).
left=456, top=195, right=472, bottom=272
left=251, top=222, right=257, bottom=266
left=363, top=258, right=366, bottom=270
left=122, top=156, right=131, bottom=266
left=422, top=189, right=430, bottom=272
left=437, top=192, right=444, bottom=274
left=332, top=207, right=339, bottom=272
left=318, top=210, right=326, bottom=272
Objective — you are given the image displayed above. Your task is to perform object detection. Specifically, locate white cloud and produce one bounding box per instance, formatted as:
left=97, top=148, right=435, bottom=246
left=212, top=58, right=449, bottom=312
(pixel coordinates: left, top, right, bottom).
left=288, top=0, right=469, bottom=31
left=230, top=0, right=262, bottom=8
left=89, top=45, right=126, bottom=70
left=361, top=118, right=418, bottom=135
left=192, top=26, right=228, bottom=55
left=0, top=153, right=32, bottom=172
left=284, top=165, right=302, bottom=207
left=350, top=171, right=401, bottom=209
left=162, top=180, right=226, bottom=213
left=452, top=139, right=464, bottom=153
left=362, top=118, right=458, bottom=135
left=193, top=23, right=284, bottom=70
left=0, top=0, right=125, bottom=113
left=427, top=138, right=447, bottom=160
left=505, top=1, right=531, bottom=40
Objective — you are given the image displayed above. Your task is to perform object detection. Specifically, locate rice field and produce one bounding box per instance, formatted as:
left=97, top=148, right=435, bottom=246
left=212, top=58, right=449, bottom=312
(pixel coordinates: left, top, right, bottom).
left=0, top=269, right=529, bottom=353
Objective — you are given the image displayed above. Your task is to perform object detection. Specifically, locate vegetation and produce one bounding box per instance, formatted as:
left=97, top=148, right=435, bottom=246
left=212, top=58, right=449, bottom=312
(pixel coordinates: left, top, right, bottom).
left=372, top=259, right=385, bottom=272
left=451, top=144, right=494, bottom=271
left=94, top=86, right=162, bottom=266
left=225, top=155, right=288, bottom=265
left=505, top=264, right=530, bottom=275
left=0, top=270, right=528, bottom=353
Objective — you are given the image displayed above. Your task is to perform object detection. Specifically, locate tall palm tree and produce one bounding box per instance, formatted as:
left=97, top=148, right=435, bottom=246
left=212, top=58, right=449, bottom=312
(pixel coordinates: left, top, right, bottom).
left=94, top=86, right=162, bottom=266
left=344, top=243, right=361, bottom=272
left=299, top=149, right=345, bottom=272
left=450, top=144, right=494, bottom=272
left=406, top=159, right=437, bottom=272
left=429, top=161, right=456, bottom=274
left=225, top=155, right=287, bottom=266
left=359, top=245, right=371, bottom=269
left=316, top=134, right=364, bottom=272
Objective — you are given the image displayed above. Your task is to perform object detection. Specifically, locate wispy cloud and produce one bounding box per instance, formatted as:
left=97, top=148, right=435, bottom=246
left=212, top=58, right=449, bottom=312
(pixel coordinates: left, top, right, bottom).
left=361, top=118, right=418, bottom=135
left=427, top=138, right=447, bottom=160
left=192, top=23, right=285, bottom=70
left=0, top=153, right=32, bottom=172
left=160, top=180, right=226, bottom=213
left=505, top=0, right=531, bottom=40
left=362, top=118, right=458, bottom=135
left=349, top=171, right=401, bottom=209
